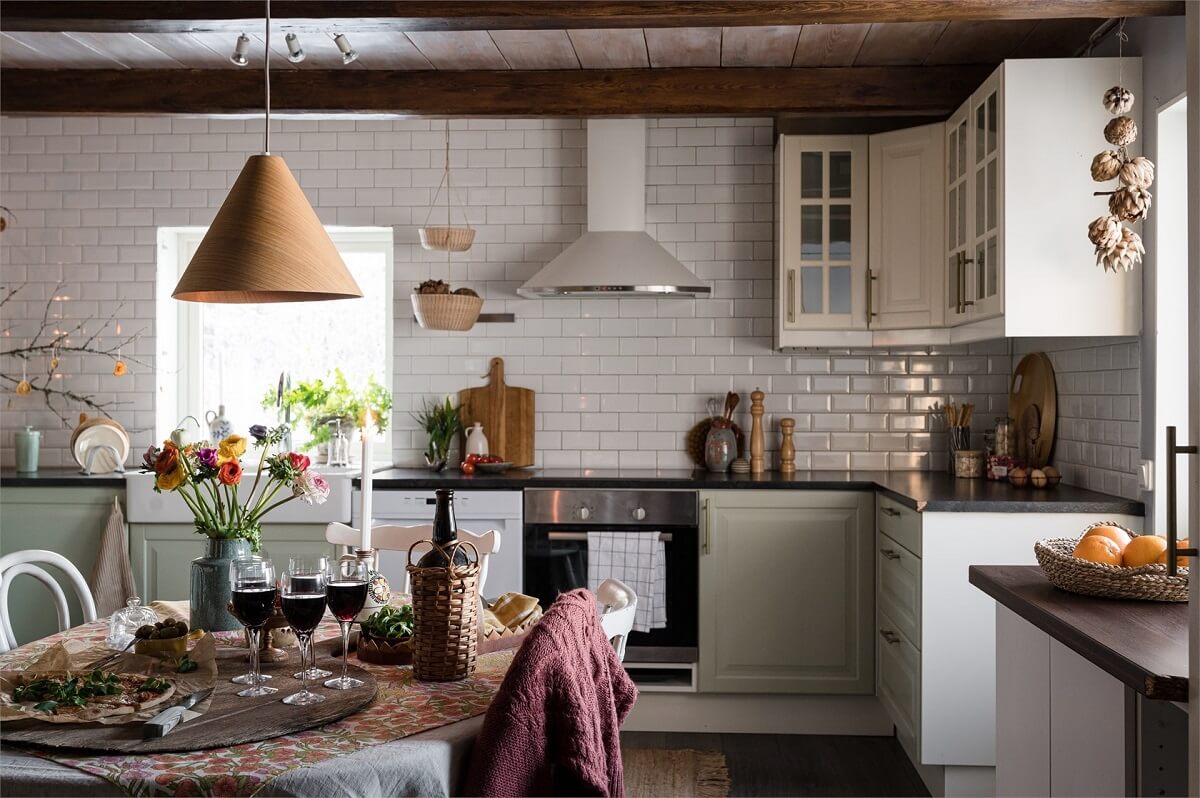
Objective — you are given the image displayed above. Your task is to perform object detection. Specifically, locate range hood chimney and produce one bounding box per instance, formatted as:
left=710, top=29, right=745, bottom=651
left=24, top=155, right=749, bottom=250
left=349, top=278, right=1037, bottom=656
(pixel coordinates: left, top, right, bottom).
left=517, top=119, right=710, bottom=298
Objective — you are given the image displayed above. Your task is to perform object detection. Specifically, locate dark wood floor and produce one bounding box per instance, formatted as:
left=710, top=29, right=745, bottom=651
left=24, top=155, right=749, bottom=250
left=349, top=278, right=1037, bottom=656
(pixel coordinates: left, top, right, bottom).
left=622, top=732, right=930, bottom=797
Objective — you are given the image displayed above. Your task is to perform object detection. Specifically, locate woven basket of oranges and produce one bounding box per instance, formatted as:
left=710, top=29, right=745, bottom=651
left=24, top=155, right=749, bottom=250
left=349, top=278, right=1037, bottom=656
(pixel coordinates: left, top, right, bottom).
left=1035, top=522, right=1189, bottom=602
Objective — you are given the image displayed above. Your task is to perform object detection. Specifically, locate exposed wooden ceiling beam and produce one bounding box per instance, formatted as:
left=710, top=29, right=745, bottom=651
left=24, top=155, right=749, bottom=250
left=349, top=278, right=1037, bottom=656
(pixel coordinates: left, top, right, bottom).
left=0, top=66, right=993, bottom=117
left=0, top=1, right=1184, bottom=34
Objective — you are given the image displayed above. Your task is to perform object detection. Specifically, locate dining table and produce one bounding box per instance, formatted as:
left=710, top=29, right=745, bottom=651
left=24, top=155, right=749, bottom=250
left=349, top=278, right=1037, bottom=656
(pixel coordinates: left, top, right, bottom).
left=0, top=604, right=514, bottom=797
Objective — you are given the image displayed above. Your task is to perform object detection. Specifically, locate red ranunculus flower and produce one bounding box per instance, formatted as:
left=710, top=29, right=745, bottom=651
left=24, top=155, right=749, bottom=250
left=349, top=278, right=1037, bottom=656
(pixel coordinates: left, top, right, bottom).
left=287, top=452, right=311, bottom=472
left=218, top=460, right=242, bottom=486
left=154, top=444, right=179, bottom=475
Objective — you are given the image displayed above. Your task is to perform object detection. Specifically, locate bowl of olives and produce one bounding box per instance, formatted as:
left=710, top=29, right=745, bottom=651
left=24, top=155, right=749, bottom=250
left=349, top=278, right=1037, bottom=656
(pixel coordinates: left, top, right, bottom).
left=133, top=618, right=201, bottom=657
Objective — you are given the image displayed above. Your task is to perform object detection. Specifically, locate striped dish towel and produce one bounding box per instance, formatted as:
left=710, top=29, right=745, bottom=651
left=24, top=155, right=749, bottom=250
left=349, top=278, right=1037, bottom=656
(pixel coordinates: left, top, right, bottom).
left=90, top=496, right=138, bottom=616
left=587, top=531, right=667, bottom=633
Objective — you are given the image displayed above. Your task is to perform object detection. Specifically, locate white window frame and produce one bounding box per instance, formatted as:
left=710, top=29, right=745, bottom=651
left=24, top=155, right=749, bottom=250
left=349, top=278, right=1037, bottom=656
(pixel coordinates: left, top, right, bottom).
left=156, top=226, right=394, bottom=458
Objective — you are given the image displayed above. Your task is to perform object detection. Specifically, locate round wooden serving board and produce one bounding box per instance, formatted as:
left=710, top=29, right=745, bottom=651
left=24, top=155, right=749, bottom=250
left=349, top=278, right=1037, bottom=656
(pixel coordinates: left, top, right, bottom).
left=1, top=649, right=377, bottom=754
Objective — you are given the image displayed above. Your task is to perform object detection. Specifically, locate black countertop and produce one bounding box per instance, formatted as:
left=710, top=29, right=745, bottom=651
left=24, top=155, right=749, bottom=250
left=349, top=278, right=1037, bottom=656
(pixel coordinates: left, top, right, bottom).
left=0, top=467, right=126, bottom=488
left=970, top=565, right=1187, bottom=701
left=355, top=468, right=1143, bottom=514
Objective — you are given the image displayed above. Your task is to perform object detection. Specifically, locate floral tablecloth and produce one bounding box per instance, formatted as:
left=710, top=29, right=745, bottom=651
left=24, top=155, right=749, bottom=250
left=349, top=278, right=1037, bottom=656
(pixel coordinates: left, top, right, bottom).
left=0, top=611, right=512, bottom=797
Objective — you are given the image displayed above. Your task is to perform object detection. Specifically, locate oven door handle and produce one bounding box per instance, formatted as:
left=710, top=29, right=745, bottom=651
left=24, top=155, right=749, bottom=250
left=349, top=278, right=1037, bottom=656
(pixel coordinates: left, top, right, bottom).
left=545, top=531, right=673, bottom=542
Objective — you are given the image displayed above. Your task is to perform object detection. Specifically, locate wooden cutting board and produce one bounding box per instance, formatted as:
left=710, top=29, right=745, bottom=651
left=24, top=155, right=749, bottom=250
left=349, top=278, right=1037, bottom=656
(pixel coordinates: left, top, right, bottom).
left=1008, top=352, right=1058, bottom=468
left=458, top=357, right=535, bottom=467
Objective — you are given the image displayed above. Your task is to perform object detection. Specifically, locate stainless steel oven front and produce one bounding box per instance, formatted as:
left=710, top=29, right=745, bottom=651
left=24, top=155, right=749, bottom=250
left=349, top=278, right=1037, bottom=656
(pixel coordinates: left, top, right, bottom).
left=523, top=488, right=698, bottom=687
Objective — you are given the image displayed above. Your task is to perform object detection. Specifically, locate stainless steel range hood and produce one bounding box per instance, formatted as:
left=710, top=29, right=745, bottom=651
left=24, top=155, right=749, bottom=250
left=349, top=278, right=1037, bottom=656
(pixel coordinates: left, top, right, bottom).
left=518, top=119, right=710, bottom=298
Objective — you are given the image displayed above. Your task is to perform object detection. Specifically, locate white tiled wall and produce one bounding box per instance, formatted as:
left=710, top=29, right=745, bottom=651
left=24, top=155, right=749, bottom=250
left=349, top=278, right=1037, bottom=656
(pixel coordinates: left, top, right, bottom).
left=1015, top=338, right=1141, bottom=499
left=0, top=114, right=1077, bottom=476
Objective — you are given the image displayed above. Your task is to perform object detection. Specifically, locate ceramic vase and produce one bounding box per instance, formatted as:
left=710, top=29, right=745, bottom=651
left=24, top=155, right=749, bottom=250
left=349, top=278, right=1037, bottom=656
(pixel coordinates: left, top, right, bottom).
left=705, top=424, right=736, bottom=473
left=190, top=537, right=253, bottom=632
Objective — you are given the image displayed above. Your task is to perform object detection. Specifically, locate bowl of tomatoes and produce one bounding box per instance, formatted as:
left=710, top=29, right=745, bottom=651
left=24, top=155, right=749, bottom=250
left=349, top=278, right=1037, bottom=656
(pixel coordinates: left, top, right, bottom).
left=461, top=453, right=512, bottom=474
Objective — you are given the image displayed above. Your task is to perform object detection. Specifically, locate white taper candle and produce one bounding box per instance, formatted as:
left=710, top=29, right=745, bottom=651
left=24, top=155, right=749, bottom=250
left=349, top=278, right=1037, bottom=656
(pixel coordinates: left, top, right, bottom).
left=360, top=432, right=373, bottom=551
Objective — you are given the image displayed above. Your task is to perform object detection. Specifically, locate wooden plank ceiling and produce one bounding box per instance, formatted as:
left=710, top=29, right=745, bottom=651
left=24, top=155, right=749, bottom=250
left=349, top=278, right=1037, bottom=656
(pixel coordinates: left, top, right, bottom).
left=0, top=20, right=1119, bottom=71
left=0, top=1, right=1183, bottom=116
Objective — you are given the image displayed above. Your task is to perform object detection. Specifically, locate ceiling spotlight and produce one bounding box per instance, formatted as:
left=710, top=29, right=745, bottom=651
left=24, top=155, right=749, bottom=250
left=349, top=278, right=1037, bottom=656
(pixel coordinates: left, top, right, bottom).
left=285, top=32, right=305, bottom=63
left=230, top=33, right=250, bottom=66
left=333, top=33, right=358, bottom=65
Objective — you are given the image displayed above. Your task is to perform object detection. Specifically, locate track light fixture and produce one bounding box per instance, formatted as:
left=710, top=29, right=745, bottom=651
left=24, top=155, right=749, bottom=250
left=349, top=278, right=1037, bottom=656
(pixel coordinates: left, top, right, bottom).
left=285, top=32, right=305, bottom=63
left=230, top=33, right=250, bottom=66
left=333, top=33, right=358, bottom=65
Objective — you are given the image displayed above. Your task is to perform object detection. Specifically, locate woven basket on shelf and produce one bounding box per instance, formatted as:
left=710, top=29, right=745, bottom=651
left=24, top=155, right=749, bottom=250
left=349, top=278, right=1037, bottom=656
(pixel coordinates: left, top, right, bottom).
left=1035, top=523, right=1189, bottom=602
left=411, top=292, right=483, bottom=332
left=419, top=225, right=476, bottom=252
left=406, top=539, right=480, bottom=681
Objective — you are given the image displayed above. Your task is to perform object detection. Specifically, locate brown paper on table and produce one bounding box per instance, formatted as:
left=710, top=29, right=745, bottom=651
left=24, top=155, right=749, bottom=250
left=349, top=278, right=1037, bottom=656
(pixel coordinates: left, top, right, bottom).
left=0, top=633, right=217, bottom=725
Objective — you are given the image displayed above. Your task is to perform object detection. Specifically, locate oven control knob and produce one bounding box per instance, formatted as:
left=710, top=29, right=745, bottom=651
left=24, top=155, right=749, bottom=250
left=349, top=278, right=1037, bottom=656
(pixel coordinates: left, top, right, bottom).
left=632, top=507, right=646, bottom=521
left=578, top=506, right=590, bottom=520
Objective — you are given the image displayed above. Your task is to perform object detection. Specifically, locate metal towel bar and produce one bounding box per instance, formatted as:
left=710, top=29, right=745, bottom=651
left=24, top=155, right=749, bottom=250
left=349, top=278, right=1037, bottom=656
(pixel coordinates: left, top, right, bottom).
left=547, top=531, right=673, bottom=543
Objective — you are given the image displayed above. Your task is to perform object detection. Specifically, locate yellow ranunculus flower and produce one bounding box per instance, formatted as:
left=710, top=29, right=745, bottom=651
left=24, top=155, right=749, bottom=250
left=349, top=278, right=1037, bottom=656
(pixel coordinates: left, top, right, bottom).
left=156, top=463, right=188, bottom=492
left=217, top=434, right=247, bottom=464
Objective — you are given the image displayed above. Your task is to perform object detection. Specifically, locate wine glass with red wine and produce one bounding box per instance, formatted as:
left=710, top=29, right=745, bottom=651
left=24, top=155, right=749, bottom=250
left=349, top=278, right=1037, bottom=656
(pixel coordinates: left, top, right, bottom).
left=324, top=558, right=370, bottom=690
left=280, top=569, right=328, bottom=706
left=230, top=558, right=278, bottom=697
left=288, top=556, right=332, bottom=681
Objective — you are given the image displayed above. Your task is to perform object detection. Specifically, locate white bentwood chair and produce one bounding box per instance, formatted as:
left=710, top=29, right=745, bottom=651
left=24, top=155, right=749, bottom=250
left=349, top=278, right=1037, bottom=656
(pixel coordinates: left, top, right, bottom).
left=325, top=523, right=502, bottom=596
left=0, top=549, right=98, bottom=653
left=596, top=578, right=638, bottom=662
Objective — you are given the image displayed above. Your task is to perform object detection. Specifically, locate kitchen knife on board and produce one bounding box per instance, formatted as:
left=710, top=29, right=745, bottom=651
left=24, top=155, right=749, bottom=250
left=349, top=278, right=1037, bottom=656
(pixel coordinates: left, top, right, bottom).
left=142, top=687, right=213, bottom=738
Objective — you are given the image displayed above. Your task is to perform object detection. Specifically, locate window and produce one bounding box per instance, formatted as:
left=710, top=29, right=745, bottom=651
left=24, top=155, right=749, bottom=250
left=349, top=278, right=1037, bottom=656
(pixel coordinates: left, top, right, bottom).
left=1154, top=95, right=1189, bottom=534
left=156, top=227, right=393, bottom=460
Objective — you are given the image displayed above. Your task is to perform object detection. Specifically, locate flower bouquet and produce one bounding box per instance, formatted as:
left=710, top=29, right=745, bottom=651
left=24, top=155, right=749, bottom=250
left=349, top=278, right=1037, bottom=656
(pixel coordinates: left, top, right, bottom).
left=140, top=424, right=332, bottom=631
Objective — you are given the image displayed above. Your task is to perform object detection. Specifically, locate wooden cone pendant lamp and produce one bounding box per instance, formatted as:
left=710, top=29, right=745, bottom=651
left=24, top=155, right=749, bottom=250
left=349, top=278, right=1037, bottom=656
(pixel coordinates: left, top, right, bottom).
left=172, top=2, right=361, bottom=304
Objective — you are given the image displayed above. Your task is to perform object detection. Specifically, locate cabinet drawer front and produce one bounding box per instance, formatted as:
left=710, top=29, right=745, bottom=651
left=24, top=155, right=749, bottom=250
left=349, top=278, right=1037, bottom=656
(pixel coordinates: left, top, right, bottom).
left=876, top=494, right=921, bottom=556
left=877, top=532, right=921, bottom=648
left=878, top=609, right=921, bottom=762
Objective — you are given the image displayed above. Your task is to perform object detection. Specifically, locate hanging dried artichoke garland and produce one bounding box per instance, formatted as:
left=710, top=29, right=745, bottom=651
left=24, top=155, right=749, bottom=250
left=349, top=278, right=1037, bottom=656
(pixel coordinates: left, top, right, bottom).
left=1088, top=27, right=1154, bottom=273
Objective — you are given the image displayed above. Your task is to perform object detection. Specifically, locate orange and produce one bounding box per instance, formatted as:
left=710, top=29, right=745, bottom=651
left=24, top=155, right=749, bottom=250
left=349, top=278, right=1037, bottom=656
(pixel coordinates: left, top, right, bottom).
left=1156, top=539, right=1190, bottom=569
left=1122, top=535, right=1168, bottom=567
left=1073, top=535, right=1123, bottom=566
left=1082, top=525, right=1132, bottom=552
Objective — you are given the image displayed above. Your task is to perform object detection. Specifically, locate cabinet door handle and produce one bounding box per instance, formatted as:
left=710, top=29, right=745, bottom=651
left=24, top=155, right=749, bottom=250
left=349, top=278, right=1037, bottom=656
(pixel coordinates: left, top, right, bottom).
left=702, top=498, right=712, bottom=555
left=865, top=269, right=877, bottom=323
left=879, top=548, right=901, bottom=560
left=880, top=506, right=901, bottom=518
left=786, top=269, right=796, bottom=323
left=879, top=629, right=901, bottom=644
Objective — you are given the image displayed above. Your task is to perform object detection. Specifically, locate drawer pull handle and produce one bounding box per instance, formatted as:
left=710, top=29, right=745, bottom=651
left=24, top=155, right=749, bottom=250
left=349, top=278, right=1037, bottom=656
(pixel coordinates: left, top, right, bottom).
left=879, top=629, right=901, bottom=644
left=881, top=506, right=902, bottom=518
left=879, top=548, right=901, bottom=560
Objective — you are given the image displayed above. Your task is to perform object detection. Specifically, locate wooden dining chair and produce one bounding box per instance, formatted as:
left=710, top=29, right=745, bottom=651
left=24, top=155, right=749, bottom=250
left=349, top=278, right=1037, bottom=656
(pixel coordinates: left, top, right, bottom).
left=325, top=523, right=501, bottom=595
left=0, top=549, right=98, bottom=653
left=596, top=578, right=638, bottom=663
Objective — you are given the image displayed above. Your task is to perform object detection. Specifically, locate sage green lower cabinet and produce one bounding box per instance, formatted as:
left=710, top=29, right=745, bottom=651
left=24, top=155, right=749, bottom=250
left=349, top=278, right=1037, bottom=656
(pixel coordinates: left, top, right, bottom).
left=128, top=523, right=336, bottom=601
left=698, top=490, right=875, bottom=694
left=0, top=485, right=124, bottom=646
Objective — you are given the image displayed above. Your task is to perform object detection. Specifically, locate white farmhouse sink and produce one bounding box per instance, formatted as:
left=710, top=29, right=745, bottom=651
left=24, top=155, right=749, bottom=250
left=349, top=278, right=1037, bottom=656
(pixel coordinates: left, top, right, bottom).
left=125, top=470, right=353, bottom=524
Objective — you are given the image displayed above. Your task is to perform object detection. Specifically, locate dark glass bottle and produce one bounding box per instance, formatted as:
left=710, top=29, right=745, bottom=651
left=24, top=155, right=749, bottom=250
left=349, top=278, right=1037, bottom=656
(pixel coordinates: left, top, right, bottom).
left=417, top=488, right=471, bottom=568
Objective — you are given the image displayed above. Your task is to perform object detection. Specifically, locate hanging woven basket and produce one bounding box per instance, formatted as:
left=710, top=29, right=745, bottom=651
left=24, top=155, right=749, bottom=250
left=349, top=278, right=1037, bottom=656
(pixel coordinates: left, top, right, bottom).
left=419, top=123, right=476, bottom=252
left=411, top=292, right=483, bottom=332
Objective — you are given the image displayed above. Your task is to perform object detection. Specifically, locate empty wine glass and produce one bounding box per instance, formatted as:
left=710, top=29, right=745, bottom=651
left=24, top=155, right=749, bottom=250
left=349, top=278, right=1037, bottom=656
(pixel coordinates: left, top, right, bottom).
left=280, top=569, right=327, bottom=706
left=288, top=556, right=332, bottom=680
left=230, top=558, right=278, bottom=697
left=324, top=558, right=369, bottom=690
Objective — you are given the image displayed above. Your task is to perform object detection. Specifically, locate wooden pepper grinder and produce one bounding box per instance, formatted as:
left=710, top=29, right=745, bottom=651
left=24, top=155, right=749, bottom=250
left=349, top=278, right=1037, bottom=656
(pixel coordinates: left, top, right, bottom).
left=779, top=417, right=796, bottom=475
left=749, top=388, right=765, bottom=475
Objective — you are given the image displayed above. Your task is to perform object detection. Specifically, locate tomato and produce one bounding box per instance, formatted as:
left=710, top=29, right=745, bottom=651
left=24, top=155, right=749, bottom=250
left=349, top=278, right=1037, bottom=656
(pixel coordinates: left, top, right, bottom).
left=465, top=453, right=480, bottom=465
left=460, top=461, right=476, bottom=475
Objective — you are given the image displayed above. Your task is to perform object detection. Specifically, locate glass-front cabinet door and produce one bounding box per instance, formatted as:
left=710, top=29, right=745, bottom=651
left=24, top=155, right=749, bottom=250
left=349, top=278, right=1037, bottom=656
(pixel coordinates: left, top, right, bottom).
left=779, top=135, right=868, bottom=332
left=946, top=99, right=972, bottom=324
left=968, top=71, right=1004, bottom=319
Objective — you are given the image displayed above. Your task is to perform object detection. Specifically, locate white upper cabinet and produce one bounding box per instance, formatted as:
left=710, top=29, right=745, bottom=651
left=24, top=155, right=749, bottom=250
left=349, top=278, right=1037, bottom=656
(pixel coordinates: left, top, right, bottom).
left=776, top=135, right=870, bottom=347
left=869, top=123, right=945, bottom=332
left=776, top=58, right=1142, bottom=349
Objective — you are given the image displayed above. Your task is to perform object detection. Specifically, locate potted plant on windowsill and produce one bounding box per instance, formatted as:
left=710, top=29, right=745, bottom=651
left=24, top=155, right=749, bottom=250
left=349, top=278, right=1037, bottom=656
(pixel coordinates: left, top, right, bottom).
left=413, top=396, right=461, bottom=471
left=139, top=424, right=331, bottom=631
left=263, top=370, right=392, bottom=464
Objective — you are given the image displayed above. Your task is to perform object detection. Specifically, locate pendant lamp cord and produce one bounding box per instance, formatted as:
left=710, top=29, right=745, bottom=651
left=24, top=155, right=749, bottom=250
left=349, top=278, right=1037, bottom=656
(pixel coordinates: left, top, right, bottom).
left=264, top=0, right=271, bottom=155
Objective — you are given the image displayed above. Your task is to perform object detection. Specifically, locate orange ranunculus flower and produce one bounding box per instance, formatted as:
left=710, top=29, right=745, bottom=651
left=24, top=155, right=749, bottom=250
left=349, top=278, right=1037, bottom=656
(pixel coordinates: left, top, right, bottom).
left=156, top=462, right=187, bottom=492
left=154, top=443, right=179, bottom=475
left=217, top=435, right=247, bottom=465
left=218, top=460, right=243, bottom=486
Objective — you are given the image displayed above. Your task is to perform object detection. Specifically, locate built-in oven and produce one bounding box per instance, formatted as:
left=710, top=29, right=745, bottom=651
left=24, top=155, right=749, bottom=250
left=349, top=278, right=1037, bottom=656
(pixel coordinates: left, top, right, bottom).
left=523, top=488, right=698, bottom=690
